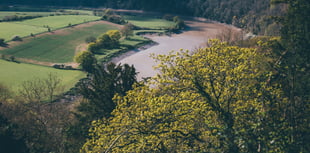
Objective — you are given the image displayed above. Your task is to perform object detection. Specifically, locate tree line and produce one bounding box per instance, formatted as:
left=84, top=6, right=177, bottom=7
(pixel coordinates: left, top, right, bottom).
left=1, top=0, right=284, bottom=35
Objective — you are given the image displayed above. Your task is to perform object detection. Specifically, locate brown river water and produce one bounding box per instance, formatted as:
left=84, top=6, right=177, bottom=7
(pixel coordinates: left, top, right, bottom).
left=113, top=20, right=240, bottom=80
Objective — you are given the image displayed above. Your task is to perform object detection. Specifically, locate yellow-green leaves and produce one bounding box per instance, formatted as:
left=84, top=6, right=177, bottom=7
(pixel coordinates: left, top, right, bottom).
left=81, top=39, right=283, bottom=152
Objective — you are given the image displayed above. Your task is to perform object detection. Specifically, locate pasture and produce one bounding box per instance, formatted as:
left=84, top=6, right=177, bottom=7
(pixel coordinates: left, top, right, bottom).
left=0, top=11, right=53, bottom=20
left=0, top=15, right=101, bottom=40
left=0, top=9, right=93, bottom=20
left=1, top=21, right=116, bottom=63
left=0, top=59, right=85, bottom=91
left=124, top=15, right=175, bottom=29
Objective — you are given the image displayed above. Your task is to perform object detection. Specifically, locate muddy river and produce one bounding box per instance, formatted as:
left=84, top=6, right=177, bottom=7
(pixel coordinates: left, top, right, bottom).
left=114, top=20, right=240, bottom=80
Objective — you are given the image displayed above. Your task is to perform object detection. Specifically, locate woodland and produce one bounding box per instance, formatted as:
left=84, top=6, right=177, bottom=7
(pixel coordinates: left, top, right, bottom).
left=0, top=0, right=309, bottom=153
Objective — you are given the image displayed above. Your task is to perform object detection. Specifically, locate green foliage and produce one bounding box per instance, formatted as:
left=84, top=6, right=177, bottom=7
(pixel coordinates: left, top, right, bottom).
left=69, top=63, right=137, bottom=152
left=0, top=38, right=6, bottom=46
left=81, top=40, right=286, bottom=152
left=74, top=51, right=96, bottom=72
left=120, top=23, right=134, bottom=38
left=272, top=0, right=310, bottom=152
left=106, top=30, right=121, bottom=41
left=87, top=30, right=122, bottom=53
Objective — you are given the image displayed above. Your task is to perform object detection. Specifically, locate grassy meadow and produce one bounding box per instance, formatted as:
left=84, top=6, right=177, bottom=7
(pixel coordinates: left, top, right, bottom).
left=1, top=22, right=116, bottom=63
left=124, top=15, right=175, bottom=29
left=0, top=11, right=53, bottom=20
left=0, top=59, right=85, bottom=91
left=0, top=9, right=93, bottom=20
left=0, top=15, right=100, bottom=40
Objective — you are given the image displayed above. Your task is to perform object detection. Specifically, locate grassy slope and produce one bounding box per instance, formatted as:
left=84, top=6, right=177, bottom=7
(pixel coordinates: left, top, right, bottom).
left=0, top=15, right=100, bottom=40
left=0, top=59, right=85, bottom=91
left=1, top=23, right=116, bottom=63
left=124, top=15, right=175, bottom=29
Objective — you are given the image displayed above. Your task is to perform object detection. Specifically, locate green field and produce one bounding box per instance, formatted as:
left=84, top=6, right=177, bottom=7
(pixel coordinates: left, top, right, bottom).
left=0, top=59, right=85, bottom=91
left=19, top=15, right=100, bottom=29
left=0, top=22, right=47, bottom=40
left=0, top=9, right=93, bottom=20
left=0, top=11, right=53, bottom=20
left=124, top=15, right=175, bottom=29
left=0, top=15, right=101, bottom=40
left=1, top=22, right=116, bottom=63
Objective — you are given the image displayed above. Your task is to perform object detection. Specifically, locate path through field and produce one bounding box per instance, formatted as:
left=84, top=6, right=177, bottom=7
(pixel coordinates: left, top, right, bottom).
left=115, top=19, right=240, bottom=80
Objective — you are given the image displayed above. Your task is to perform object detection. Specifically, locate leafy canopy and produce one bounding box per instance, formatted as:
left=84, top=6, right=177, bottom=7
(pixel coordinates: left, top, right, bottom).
left=81, top=40, right=285, bottom=152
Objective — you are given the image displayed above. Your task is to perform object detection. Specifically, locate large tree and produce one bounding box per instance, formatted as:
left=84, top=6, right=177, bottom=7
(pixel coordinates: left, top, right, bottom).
left=68, top=62, right=138, bottom=152
left=81, top=40, right=285, bottom=152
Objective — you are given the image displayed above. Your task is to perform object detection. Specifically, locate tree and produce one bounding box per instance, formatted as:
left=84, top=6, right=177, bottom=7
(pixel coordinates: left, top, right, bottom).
left=120, top=23, right=134, bottom=39
left=87, top=42, right=99, bottom=53
left=271, top=0, right=310, bottom=152
left=77, top=62, right=137, bottom=120
left=106, top=30, right=121, bottom=47
left=106, top=30, right=121, bottom=42
left=69, top=62, right=138, bottom=152
left=74, top=51, right=96, bottom=73
left=97, top=33, right=114, bottom=49
left=81, top=40, right=285, bottom=152
left=19, top=73, right=63, bottom=103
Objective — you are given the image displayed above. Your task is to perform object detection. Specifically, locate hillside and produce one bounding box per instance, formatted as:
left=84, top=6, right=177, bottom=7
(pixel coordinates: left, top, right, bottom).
left=0, top=0, right=286, bottom=35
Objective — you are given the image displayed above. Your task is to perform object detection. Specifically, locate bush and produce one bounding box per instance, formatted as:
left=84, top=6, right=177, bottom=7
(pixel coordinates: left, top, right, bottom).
left=0, top=38, right=6, bottom=46
left=11, top=36, right=22, bottom=41
left=9, top=56, right=15, bottom=62
left=74, top=51, right=96, bottom=72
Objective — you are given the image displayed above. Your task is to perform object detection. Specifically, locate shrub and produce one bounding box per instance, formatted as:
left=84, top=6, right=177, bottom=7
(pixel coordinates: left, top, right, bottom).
left=0, top=38, right=6, bottom=46
left=9, top=56, right=15, bottom=62
left=74, top=51, right=96, bottom=72
left=11, top=36, right=22, bottom=41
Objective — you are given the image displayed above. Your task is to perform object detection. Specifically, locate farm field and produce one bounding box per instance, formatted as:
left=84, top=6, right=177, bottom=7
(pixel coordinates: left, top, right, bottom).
left=0, top=11, right=53, bottom=20
left=0, top=9, right=93, bottom=20
left=124, top=15, right=175, bottom=29
left=1, top=21, right=116, bottom=63
left=0, top=59, right=85, bottom=91
left=0, top=15, right=101, bottom=40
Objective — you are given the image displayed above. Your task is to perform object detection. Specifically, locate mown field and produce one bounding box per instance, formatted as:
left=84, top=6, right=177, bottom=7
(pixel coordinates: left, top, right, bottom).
left=1, top=22, right=116, bottom=63
left=0, top=15, right=100, bottom=40
left=124, top=15, right=175, bottom=29
left=0, top=59, right=85, bottom=91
